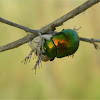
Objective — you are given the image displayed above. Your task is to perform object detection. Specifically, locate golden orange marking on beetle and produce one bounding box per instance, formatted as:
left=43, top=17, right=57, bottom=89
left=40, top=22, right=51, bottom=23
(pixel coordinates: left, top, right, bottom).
left=59, top=40, right=66, bottom=44
left=48, top=42, right=54, bottom=49
left=53, top=40, right=58, bottom=46
left=53, top=38, right=67, bottom=47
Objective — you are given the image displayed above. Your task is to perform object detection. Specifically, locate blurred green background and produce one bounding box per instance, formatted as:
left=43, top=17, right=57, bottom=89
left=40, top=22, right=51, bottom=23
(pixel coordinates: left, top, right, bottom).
left=0, top=0, right=100, bottom=99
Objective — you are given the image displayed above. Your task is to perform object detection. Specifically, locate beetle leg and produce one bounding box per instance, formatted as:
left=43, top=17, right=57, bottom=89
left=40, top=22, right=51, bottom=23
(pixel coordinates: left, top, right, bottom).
left=73, top=26, right=81, bottom=32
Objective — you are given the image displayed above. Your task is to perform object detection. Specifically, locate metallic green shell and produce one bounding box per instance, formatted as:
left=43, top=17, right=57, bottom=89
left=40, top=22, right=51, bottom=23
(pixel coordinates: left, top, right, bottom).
left=43, top=39, right=56, bottom=59
left=52, top=29, right=79, bottom=58
left=43, top=29, right=79, bottom=60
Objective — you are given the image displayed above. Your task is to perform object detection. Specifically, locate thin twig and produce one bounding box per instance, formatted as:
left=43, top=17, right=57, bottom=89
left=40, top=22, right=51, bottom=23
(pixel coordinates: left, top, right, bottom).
left=0, top=17, right=37, bottom=34
left=80, top=37, right=100, bottom=49
left=80, top=37, right=100, bottom=42
left=40, top=0, right=100, bottom=33
left=0, top=34, right=36, bottom=52
left=0, top=0, right=100, bottom=52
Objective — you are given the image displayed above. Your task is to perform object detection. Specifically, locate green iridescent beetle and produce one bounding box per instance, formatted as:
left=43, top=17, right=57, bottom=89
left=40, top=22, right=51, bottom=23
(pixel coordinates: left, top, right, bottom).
left=29, top=29, right=79, bottom=61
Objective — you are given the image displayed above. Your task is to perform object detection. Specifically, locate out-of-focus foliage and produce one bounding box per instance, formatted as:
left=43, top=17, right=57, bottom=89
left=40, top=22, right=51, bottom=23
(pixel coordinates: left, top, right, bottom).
left=0, top=0, right=100, bottom=99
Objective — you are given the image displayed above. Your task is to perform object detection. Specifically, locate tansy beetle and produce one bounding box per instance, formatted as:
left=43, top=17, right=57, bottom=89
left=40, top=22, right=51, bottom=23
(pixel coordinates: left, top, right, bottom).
left=29, top=29, right=79, bottom=61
